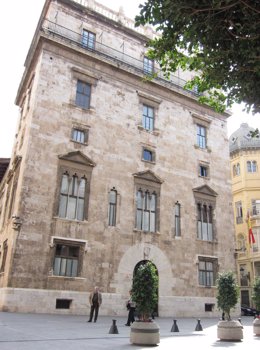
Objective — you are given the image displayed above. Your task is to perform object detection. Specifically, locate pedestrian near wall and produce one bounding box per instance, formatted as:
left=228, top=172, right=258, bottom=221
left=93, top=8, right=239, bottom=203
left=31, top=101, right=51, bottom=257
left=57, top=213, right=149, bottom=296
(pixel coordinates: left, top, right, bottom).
left=125, top=290, right=136, bottom=326
left=88, top=286, right=102, bottom=323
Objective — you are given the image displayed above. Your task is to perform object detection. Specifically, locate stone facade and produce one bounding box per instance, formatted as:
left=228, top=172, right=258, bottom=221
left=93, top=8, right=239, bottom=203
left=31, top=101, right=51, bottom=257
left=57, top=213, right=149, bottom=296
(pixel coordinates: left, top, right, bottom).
left=0, top=0, right=236, bottom=317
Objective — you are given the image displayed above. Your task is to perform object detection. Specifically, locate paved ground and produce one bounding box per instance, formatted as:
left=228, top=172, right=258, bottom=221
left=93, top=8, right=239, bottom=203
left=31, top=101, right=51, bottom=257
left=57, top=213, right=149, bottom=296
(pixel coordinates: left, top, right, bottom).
left=0, top=312, right=259, bottom=349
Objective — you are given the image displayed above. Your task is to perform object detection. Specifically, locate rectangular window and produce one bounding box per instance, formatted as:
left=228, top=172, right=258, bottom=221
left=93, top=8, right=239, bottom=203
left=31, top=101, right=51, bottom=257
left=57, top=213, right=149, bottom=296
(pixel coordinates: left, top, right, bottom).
left=197, top=203, right=213, bottom=241
left=199, top=165, right=208, bottom=177
left=58, top=173, right=86, bottom=221
left=252, top=200, right=260, bottom=215
left=235, top=201, right=243, bottom=224
left=71, top=128, right=87, bottom=144
left=175, top=202, right=181, bottom=237
left=247, top=160, right=257, bottom=173
left=108, top=188, right=117, bottom=226
left=142, top=105, right=154, bottom=131
left=143, top=56, right=154, bottom=75
left=75, top=80, right=91, bottom=109
left=197, top=125, right=206, bottom=149
left=143, top=149, right=154, bottom=162
left=199, top=260, right=214, bottom=286
left=82, top=29, right=95, bottom=49
left=136, top=190, right=156, bottom=232
left=53, top=244, right=80, bottom=277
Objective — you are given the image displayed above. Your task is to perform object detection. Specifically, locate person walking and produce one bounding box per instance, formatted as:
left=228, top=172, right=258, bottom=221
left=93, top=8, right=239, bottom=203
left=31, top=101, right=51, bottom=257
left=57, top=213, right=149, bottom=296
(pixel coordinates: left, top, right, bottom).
left=88, top=286, right=102, bottom=323
left=125, top=290, right=136, bottom=326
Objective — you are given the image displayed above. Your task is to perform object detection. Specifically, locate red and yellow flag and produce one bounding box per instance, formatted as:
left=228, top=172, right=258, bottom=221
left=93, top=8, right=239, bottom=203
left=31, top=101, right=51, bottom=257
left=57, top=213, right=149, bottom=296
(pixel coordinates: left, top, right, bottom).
left=247, top=212, right=255, bottom=245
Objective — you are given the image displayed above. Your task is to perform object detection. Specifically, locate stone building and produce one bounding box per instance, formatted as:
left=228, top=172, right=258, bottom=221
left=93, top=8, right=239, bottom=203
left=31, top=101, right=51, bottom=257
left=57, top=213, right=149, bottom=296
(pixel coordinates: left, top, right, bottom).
left=0, top=0, right=236, bottom=317
left=229, top=123, right=260, bottom=309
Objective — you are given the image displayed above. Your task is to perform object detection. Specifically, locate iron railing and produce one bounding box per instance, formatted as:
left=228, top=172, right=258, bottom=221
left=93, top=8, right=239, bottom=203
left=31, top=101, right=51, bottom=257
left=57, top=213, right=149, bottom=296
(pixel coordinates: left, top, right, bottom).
left=41, top=19, right=199, bottom=98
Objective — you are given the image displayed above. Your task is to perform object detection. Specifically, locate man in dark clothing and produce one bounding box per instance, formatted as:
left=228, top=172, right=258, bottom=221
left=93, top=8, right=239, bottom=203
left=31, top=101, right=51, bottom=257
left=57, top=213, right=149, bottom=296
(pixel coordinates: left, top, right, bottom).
left=88, top=286, right=102, bottom=322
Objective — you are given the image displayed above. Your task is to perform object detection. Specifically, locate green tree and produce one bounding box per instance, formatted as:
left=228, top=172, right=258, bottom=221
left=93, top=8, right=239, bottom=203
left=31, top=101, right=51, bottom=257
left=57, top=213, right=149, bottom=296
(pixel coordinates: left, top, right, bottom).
left=216, top=271, right=239, bottom=320
left=252, top=277, right=260, bottom=315
left=135, top=0, right=260, bottom=114
left=132, top=261, right=158, bottom=321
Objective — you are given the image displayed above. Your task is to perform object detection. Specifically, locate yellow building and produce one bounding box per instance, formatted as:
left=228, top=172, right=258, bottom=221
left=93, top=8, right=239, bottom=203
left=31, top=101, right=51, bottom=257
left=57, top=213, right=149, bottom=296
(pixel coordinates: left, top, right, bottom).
left=230, top=123, right=260, bottom=309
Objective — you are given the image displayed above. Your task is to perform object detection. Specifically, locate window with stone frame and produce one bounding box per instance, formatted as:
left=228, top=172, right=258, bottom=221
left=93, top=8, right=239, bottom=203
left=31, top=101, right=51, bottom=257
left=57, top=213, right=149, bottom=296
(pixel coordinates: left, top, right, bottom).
left=175, top=202, right=181, bottom=237
left=197, top=203, right=213, bottom=241
left=192, top=113, right=211, bottom=151
left=143, top=56, right=154, bottom=75
left=142, top=104, right=154, bottom=131
left=56, top=151, right=95, bottom=222
left=133, top=170, right=162, bottom=233
left=75, top=80, right=91, bottom=109
left=199, top=162, right=210, bottom=178
left=137, top=91, right=161, bottom=134
left=252, top=199, right=260, bottom=216
left=198, top=256, right=218, bottom=286
left=82, top=29, right=96, bottom=50
left=51, top=238, right=86, bottom=278
left=0, top=240, right=8, bottom=273
left=233, top=163, right=240, bottom=177
left=71, top=127, right=88, bottom=144
left=247, top=160, right=257, bottom=173
left=235, top=201, right=243, bottom=224
left=193, top=185, right=217, bottom=242
left=197, top=124, right=206, bottom=149
left=108, top=187, right=117, bottom=226
left=142, top=147, right=155, bottom=163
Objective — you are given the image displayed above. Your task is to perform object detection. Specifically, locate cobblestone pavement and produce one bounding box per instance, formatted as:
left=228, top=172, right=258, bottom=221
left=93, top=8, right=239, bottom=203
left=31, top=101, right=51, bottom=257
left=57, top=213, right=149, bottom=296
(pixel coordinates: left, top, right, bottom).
left=0, top=312, right=259, bottom=349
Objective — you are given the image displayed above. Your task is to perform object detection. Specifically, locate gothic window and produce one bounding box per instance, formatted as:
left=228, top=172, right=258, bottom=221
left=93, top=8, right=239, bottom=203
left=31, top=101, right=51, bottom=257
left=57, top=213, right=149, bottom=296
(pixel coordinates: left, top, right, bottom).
left=108, top=188, right=117, bottom=226
left=175, top=202, right=181, bottom=237
left=136, top=189, right=157, bottom=232
left=197, top=203, right=213, bottom=241
left=58, top=172, right=86, bottom=221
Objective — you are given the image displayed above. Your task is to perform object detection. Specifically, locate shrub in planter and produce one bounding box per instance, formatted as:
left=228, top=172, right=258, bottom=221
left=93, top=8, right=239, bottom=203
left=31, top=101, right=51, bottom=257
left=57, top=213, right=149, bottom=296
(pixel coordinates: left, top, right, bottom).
left=216, top=271, right=243, bottom=341
left=216, top=271, right=239, bottom=320
left=132, top=261, right=158, bottom=321
left=130, top=261, right=159, bottom=345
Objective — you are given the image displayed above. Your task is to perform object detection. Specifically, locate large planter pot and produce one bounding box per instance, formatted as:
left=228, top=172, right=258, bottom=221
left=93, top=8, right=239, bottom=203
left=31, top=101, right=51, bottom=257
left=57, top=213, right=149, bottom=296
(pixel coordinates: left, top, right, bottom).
left=217, top=320, right=243, bottom=341
left=130, top=321, right=160, bottom=345
left=253, top=317, right=260, bottom=336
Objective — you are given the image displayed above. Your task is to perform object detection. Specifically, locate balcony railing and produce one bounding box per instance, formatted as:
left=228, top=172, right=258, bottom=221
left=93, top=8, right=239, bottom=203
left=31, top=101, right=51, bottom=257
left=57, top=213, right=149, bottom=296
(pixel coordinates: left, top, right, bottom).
left=41, top=19, right=199, bottom=98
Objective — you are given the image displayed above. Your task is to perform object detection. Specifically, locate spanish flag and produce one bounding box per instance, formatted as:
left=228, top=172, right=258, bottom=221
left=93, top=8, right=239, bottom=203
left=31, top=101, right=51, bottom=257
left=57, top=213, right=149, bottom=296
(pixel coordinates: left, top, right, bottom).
left=247, top=212, right=255, bottom=245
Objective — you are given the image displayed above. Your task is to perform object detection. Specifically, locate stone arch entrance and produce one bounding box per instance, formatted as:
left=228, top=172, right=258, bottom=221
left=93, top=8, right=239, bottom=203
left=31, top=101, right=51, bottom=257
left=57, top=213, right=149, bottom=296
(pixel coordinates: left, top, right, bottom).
left=133, top=260, right=159, bottom=317
left=115, top=243, right=173, bottom=316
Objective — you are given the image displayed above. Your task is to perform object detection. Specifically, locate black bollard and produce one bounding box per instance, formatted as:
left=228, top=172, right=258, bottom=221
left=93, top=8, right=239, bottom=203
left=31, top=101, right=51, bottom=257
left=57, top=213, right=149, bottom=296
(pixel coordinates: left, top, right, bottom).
left=195, top=319, right=203, bottom=331
left=171, top=319, right=179, bottom=332
left=108, top=319, right=119, bottom=334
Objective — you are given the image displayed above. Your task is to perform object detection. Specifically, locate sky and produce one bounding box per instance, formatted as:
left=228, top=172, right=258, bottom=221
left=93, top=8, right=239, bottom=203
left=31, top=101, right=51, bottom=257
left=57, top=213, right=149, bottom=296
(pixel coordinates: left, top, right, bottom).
left=0, top=0, right=259, bottom=158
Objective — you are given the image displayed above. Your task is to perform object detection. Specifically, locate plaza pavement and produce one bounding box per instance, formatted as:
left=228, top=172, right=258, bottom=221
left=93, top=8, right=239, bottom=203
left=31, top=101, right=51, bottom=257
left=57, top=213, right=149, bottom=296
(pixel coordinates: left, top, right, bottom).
left=0, top=312, right=259, bottom=350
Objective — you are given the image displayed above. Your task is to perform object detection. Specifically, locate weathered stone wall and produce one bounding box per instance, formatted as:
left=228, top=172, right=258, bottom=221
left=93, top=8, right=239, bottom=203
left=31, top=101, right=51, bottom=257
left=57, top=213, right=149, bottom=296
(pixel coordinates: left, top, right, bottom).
left=0, top=0, right=236, bottom=317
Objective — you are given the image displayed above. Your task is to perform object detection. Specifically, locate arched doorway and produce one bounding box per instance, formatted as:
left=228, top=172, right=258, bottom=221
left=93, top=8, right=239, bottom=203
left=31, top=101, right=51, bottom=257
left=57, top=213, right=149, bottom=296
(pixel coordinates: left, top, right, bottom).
left=133, top=260, right=159, bottom=317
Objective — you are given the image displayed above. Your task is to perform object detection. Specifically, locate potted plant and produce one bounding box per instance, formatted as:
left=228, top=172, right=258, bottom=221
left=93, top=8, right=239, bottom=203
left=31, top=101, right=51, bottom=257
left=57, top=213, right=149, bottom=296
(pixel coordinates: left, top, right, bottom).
left=252, top=277, right=260, bottom=336
left=130, top=261, right=159, bottom=345
left=216, top=271, right=243, bottom=341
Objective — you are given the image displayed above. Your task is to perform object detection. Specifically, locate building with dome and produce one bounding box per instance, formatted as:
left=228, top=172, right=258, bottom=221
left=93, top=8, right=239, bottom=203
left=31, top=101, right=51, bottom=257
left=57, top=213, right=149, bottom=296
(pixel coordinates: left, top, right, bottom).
left=229, top=123, right=260, bottom=308
left=0, top=0, right=236, bottom=317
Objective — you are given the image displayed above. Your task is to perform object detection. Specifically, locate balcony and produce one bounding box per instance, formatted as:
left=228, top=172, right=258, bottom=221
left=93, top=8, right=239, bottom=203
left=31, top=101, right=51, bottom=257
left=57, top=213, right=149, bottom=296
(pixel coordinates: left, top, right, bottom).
left=41, top=19, right=200, bottom=98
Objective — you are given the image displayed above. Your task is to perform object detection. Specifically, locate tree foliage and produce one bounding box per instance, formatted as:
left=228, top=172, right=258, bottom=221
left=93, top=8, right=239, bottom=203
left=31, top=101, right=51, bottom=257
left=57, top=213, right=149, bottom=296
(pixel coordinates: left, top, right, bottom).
left=252, top=277, right=260, bottom=313
left=132, top=261, right=158, bottom=321
left=135, top=0, right=260, bottom=114
left=216, top=271, right=239, bottom=320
